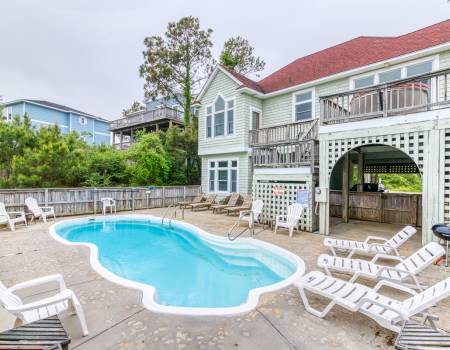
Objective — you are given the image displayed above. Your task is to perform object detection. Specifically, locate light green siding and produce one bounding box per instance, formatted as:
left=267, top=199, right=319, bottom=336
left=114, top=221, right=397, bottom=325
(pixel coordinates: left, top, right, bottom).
left=440, top=49, right=450, bottom=69
left=201, top=152, right=252, bottom=195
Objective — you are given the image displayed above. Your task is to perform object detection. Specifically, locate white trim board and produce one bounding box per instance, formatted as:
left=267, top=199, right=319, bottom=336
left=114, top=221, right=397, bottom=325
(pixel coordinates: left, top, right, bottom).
left=253, top=167, right=312, bottom=175
left=198, top=146, right=249, bottom=156
left=30, top=119, right=69, bottom=128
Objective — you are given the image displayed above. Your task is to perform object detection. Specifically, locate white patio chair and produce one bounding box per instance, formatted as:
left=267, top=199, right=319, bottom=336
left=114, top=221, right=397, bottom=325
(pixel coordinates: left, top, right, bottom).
left=101, top=197, right=116, bottom=215
left=25, top=197, right=55, bottom=223
left=295, top=270, right=450, bottom=333
left=0, top=202, right=27, bottom=231
left=274, top=203, right=304, bottom=237
left=0, top=274, right=88, bottom=336
left=318, top=242, right=445, bottom=290
left=239, top=199, right=264, bottom=228
left=323, top=225, right=417, bottom=258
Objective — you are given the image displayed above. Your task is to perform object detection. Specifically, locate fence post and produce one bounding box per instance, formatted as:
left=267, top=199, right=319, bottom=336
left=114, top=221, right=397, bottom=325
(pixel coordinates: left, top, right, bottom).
left=183, top=186, right=186, bottom=201
left=44, top=188, right=49, bottom=207
left=131, top=188, right=135, bottom=211
left=93, top=189, right=97, bottom=214
left=162, top=187, right=166, bottom=208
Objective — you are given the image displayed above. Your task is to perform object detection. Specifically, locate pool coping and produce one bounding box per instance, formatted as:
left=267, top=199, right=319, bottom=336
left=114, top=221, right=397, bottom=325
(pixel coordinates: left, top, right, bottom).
left=49, top=214, right=306, bottom=316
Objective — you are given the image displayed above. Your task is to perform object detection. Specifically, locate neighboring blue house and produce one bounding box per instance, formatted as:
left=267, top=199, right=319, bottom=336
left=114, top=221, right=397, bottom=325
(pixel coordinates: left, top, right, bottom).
left=1, top=99, right=111, bottom=145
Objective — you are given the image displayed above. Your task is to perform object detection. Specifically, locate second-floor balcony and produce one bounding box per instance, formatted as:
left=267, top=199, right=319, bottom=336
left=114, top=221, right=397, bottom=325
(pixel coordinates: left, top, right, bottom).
left=320, top=68, right=450, bottom=125
left=249, top=119, right=319, bottom=171
left=110, top=107, right=183, bottom=131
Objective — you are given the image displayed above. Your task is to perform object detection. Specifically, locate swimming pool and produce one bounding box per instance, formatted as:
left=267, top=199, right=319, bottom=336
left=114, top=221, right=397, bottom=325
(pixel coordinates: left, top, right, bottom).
left=50, top=215, right=305, bottom=315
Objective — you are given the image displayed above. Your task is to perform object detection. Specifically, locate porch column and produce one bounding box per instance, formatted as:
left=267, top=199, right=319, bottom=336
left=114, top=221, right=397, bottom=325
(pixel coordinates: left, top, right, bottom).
left=357, top=151, right=364, bottom=192
left=119, top=131, right=123, bottom=150
left=156, top=123, right=160, bottom=131
left=342, top=152, right=350, bottom=223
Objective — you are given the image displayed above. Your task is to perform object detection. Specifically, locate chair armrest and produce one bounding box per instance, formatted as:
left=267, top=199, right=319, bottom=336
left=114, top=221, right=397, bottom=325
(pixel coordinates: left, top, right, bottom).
left=371, top=254, right=404, bottom=263
left=9, top=274, right=67, bottom=293
left=275, top=215, right=285, bottom=223
left=7, top=211, right=25, bottom=215
left=6, top=292, right=72, bottom=313
left=373, top=279, right=417, bottom=296
left=41, top=206, right=54, bottom=212
left=364, top=236, right=388, bottom=244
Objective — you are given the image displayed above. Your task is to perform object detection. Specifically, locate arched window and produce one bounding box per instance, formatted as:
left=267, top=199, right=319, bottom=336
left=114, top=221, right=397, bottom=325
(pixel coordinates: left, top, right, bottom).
left=206, top=95, right=235, bottom=138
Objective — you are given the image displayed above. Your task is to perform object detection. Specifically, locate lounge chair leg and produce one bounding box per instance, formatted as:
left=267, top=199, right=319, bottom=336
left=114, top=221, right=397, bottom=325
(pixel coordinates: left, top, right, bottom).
left=298, top=287, right=336, bottom=318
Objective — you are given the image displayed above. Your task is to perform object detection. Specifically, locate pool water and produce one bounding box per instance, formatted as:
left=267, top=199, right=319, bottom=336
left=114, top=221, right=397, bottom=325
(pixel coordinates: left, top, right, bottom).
left=54, top=217, right=297, bottom=309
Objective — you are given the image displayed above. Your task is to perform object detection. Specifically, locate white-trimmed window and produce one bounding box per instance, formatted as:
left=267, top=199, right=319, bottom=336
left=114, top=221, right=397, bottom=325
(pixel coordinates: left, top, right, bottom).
left=208, top=159, right=238, bottom=193
left=205, top=95, right=235, bottom=138
left=352, top=58, right=435, bottom=89
left=78, top=116, right=87, bottom=125
left=293, top=90, right=314, bottom=121
left=2, top=107, right=12, bottom=122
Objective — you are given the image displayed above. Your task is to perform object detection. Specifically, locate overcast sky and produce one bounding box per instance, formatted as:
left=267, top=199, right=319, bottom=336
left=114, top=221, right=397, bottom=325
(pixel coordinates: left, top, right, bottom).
left=1, top=1, right=449, bottom=120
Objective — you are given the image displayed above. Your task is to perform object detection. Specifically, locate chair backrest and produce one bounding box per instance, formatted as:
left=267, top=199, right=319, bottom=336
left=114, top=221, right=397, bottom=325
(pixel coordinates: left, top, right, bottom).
left=251, top=200, right=264, bottom=217
left=25, top=197, right=42, bottom=216
left=0, top=203, right=8, bottom=217
left=228, top=193, right=240, bottom=206
left=205, top=194, right=217, bottom=202
left=193, top=193, right=204, bottom=203
left=395, top=242, right=445, bottom=275
left=402, top=277, right=450, bottom=316
left=101, top=197, right=115, bottom=205
left=241, top=196, right=252, bottom=209
left=287, top=204, right=304, bottom=224
left=386, top=226, right=417, bottom=249
left=0, top=281, right=23, bottom=309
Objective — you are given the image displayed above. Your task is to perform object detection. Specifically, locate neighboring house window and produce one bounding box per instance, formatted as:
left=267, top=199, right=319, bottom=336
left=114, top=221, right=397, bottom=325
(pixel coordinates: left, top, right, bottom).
left=205, top=95, right=235, bottom=138
left=208, top=159, right=238, bottom=193
left=78, top=116, right=87, bottom=125
left=294, top=90, right=314, bottom=121
left=2, top=107, right=12, bottom=122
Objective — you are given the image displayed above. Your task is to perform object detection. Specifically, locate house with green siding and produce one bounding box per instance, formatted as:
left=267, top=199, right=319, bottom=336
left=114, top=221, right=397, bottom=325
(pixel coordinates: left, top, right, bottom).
left=194, top=19, right=450, bottom=243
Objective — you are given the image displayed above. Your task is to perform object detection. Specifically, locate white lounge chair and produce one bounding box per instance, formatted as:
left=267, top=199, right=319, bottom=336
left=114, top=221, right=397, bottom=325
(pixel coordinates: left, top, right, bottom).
left=318, top=242, right=445, bottom=290
left=25, top=197, right=55, bottom=223
left=274, top=203, right=304, bottom=237
left=0, top=202, right=27, bottom=231
left=295, top=270, right=450, bottom=333
left=239, top=199, right=264, bottom=228
left=323, top=225, right=417, bottom=258
left=0, top=274, right=88, bottom=336
left=100, top=197, right=117, bottom=215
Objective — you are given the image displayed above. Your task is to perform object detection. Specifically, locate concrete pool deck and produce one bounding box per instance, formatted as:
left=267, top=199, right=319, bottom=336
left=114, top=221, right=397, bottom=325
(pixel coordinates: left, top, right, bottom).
left=0, top=209, right=449, bottom=350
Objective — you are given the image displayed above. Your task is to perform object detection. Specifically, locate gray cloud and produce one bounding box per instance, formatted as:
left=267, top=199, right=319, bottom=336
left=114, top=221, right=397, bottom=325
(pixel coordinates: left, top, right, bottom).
left=1, top=0, right=448, bottom=120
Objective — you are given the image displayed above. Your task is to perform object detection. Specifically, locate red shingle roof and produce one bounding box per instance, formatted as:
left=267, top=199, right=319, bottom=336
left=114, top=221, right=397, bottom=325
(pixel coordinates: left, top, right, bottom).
left=228, top=19, right=450, bottom=94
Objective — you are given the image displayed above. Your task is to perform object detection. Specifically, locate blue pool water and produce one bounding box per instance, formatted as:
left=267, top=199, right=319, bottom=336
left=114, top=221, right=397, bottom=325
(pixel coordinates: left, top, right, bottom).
left=54, top=218, right=296, bottom=308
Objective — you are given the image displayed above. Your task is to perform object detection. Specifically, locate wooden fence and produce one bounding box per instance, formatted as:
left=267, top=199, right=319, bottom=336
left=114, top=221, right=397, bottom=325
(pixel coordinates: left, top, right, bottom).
left=0, top=186, right=202, bottom=217
left=330, top=190, right=422, bottom=226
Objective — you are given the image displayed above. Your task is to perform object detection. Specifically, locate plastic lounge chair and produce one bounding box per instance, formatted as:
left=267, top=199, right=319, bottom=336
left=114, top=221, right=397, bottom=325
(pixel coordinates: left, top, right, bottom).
left=189, top=194, right=217, bottom=211
left=318, top=242, right=445, bottom=290
left=179, top=193, right=204, bottom=209
left=100, top=197, right=117, bottom=215
left=225, top=196, right=252, bottom=216
left=295, top=270, right=450, bottom=333
left=211, top=193, right=240, bottom=213
left=0, top=274, right=88, bottom=336
left=274, top=203, right=304, bottom=237
left=239, top=199, right=264, bottom=228
left=0, top=202, right=27, bottom=231
left=25, top=197, right=56, bottom=223
left=323, top=225, right=417, bottom=258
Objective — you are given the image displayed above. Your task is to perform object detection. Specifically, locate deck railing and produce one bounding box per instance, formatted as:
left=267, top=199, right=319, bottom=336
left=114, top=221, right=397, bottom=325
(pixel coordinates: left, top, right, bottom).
left=249, top=119, right=318, bottom=147
left=0, top=186, right=201, bottom=217
left=320, top=68, right=450, bottom=125
left=251, top=140, right=319, bottom=171
left=110, top=107, right=182, bottom=131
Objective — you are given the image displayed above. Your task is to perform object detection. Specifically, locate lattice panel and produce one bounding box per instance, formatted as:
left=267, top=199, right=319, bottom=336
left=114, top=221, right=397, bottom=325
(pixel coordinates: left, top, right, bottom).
left=364, top=163, right=419, bottom=174
left=252, top=181, right=315, bottom=232
left=327, top=132, right=425, bottom=175
left=444, top=130, right=450, bottom=223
